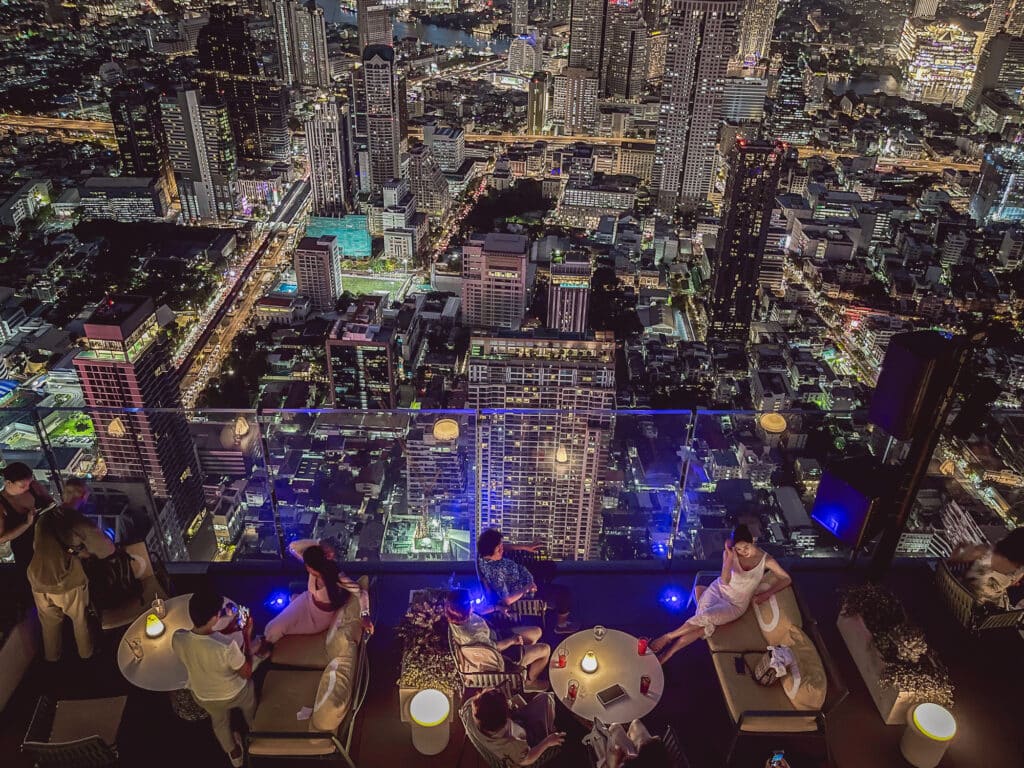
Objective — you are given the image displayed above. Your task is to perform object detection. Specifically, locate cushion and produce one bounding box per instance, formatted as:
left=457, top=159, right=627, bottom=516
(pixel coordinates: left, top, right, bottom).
left=707, top=609, right=767, bottom=654
left=325, top=576, right=369, bottom=658
left=753, top=586, right=803, bottom=646
left=711, top=653, right=818, bottom=733
left=458, top=643, right=505, bottom=674
left=780, top=626, right=827, bottom=712
left=49, top=696, right=127, bottom=746
left=249, top=670, right=336, bottom=756
left=272, top=630, right=330, bottom=670
left=311, top=641, right=359, bottom=732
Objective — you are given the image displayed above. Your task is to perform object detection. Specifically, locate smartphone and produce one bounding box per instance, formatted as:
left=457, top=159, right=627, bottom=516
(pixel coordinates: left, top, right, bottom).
left=596, top=684, right=628, bottom=707
left=236, top=604, right=250, bottom=631
left=768, top=751, right=786, bottom=767
left=734, top=655, right=746, bottom=674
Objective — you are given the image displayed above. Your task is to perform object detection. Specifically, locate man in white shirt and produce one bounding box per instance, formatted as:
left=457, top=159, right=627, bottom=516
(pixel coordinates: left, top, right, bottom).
left=172, top=589, right=256, bottom=767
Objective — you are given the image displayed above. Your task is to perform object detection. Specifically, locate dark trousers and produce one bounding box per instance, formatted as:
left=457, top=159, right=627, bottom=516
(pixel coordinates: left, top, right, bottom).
left=536, top=583, right=572, bottom=616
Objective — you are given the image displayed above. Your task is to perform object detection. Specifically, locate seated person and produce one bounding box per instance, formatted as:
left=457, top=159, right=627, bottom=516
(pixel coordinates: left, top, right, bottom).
left=262, top=544, right=372, bottom=647
left=477, top=528, right=578, bottom=634
left=445, top=589, right=550, bottom=692
left=463, top=687, right=564, bottom=767
left=950, top=528, right=1024, bottom=609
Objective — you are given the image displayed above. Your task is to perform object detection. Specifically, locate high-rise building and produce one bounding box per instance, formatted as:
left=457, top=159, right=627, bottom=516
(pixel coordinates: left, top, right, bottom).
left=197, top=5, right=290, bottom=162
left=73, top=296, right=205, bottom=561
left=508, top=35, right=542, bottom=74
left=985, top=0, right=1011, bottom=45
left=971, top=143, right=1024, bottom=222
left=469, top=332, right=616, bottom=560
left=326, top=295, right=397, bottom=408
left=554, top=67, right=599, bottom=135
left=1008, top=0, right=1024, bottom=34
left=569, top=0, right=609, bottom=82
left=382, top=177, right=423, bottom=267
left=358, top=0, right=392, bottom=49
left=462, top=232, right=529, bottom=330
left=647, top=29, right=668, bottom=83
left=275, top=0, right=330, bottom=87
left=422, top=124, right=465, bottom=171
left=109, top=81, right=174, bottom=197
left=512, top=0, right=529, bottom=34
left=652, top=0, right=739, bottom=210
left=912, top=0, right=938, bottom=18
left=362, top=44, right=401, bottom=196
left=294, top=235, right=342, bottom=311
left=528, top=72, right=550, bottom=134
left=306, top=97, right=355, bottom=217
left=161, top=88, right=240, bottom=222
left=735, top=0, right=779, bottom=66
left=548, top=250, right=592, bottom=333
left=708, top=139, right=784, bottom=340
left=640, top=0, right=662, bottom=28
left=898, top=17, right=979, bottom=107
left=722, top=75, right=768, bottom=122
left=408, top=144, right=451, bottom=216
left=766, top=51, right=811, bottom=144
left=966, top=32, right=1024, bottom=110
left=604, top=2, right=649, bottom=99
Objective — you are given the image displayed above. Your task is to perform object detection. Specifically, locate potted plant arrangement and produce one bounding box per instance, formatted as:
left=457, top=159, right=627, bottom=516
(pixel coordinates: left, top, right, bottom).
left=396, top=589, right=462, bottom=722
left=837, top=584, right=953, bottom=724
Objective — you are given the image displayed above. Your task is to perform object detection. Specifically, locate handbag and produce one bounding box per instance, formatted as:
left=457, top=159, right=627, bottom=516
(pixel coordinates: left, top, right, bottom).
left=752, top=649, right=780, bottom=686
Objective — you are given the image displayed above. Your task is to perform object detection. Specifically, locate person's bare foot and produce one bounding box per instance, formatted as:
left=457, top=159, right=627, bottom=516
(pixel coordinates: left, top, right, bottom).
left=657, top=638, right=684, bottom=665
left=649, top=634, right=672, bottom=653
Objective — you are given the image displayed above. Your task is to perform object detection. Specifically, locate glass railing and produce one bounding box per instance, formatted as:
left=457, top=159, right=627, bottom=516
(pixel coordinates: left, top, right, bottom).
left=1, top=405, right=1019, bottom=565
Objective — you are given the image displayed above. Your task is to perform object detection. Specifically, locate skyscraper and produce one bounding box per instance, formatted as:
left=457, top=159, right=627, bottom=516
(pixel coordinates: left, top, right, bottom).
left=197, top=5, right=290, bottom=162
left=408, top=143, right=451, bottom=217
left=306, top=97, right=355, bottom=217
left=569, top=0, right=609, bottom=81
left=277, top=0, right=330, bottom=87
left=604, top=1, right=649, bottom=99
left=985, top=0, right=1011, bottom=44
left=554, top=67, right=599, bottom=135
left=462, top=232, right=529, bottom=330
left=423, top=124, right=465, bottom=172
left=161, top=88, right=240, bottom=222
left=912, top=0, right=938, bottom=17
left=898, top=18, right=978, bottom=107
left=508, top=35, right=542, bottom=74
left=766, top=50, right=811, bottom=144
left=708, top=139, right=784, bottom=340
left=528, top=72, right=550, bottom=134
left=965, top=32, right=1024, bottom=110
left=73, top=296, right=205, bottom=560
left=652, top=0, right=739, bottom=210
left=1008, top=0, right=1024, bottom=34
left=548, top=250, right=592, bottom=333
left=109, top=81, right=174, bottom=196
left=273, top=0, right=297, bottom=84
left=735, top=0, right=779, bottom=66
left=294, top=235, right=342, bottom=311
left=971, top=143, right=1024, bottom=222
left=358, top=0, right=392, bottom=49
left=325, top=295, right=397, bottom=408
left=362, top=44, right=401, bottom=196
left=512, top=0, right=529, bottom=34
left=469, top=332, right=616, bottom=560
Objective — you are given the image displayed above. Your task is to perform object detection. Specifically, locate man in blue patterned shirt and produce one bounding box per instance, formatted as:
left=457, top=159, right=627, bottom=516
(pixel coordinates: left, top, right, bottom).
left=477, top=528, right=578, bottom=634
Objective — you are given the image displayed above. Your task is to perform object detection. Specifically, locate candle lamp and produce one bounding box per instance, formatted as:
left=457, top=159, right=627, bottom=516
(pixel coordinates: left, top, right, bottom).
left=581, top=650, right=598, bottom=673
left=145, top=613, right=166, bottom=638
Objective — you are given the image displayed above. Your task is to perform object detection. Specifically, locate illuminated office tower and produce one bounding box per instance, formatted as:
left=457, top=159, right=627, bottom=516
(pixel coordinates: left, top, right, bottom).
left=766, top=51, right=811, bottom=144
left=912, top=0, right=938, bottom=17
left=325, top=295, right=397, bottom=408
left=469, top=332, right=616, bottom=560
left=160, top=88, right=240, bottom=222
left=305, top=97, right=355, bottom=217
left=547, top=250, right=592, bottom=333
left=363, top=45, right=401, bottom=195
left=109, top=81, right=174, bottom=197
left=461, top=233, right=529, bottom=330
left=708, top=139, right=784, bottom=340
left=971, top=143, right=1024, bottom=222
left=528, top=72, right=550, bottom=134
left=651, top=0, right=739, bottom=211
left=554, top=67, right=599, bottom=135
left=358, top=0, right=392, bottom=49
left=569, top=0, right=610, bottom=82
left=278, top=0, right=330, bottom=87
left=604, top=1, right=649, bottom=99
left=406, top=413, right=473, bottom=530
left=735, top=0, right=779, bottom=66
left=985, top=0, right=1012, bottom=44
left=422, top=124, right=465, bottom=172
left=965, top=32, right=1024, bottom=110
left=294, top=235, right=342, bottom=312
left=512, top=0, right=529, bottom=34
left=647, top=29, right=668, bottom=83
left=73, top=296, right=204, bottom=560
left=898, top=17, right=978, bottom=107
left=1008, top=0, right=1024, bottom=33
left=508, top=35, right=542, bottom=74
left=640, top=0, right=662, bottom=28
left=408, top=143, right=451, bottom=216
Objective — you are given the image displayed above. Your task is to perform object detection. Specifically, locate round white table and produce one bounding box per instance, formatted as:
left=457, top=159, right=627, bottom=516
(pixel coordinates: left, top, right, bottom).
left=548, top=628, right=664, bottom=724
left=117, top=594, right=242, bottom=691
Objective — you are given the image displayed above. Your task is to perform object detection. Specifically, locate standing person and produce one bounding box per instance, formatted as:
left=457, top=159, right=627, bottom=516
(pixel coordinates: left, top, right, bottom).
left=477, top=528, right=578, bottom=634
left=1, top=462, right=55, bottom=583
left=172, top=589, right=257, bottom=768
left=650, top=524, right=791, bottom=664
left=950, top=528, right=1024, bottom=608
left=27, top=478, right=113, bottom=662
left=262, top=543, right=372, bottom=646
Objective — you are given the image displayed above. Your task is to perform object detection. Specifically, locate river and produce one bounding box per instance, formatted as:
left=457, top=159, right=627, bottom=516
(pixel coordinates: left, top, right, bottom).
left=317, top=3, right=510, bottom=53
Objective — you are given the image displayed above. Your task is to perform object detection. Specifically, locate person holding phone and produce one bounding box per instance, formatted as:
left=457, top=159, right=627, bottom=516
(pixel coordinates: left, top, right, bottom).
left=650, top=524, right=791, bottom=664
left=462, top=687, right=564, bottom=766
left=1, top=462, right=55, bottom=584
left=172, top=589, right=258, bottom=768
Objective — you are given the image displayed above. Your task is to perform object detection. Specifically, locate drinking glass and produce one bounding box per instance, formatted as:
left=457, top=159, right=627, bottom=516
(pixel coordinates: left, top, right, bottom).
left=637, top=636, right=649, bottom=655
left=640, top=675, right=651, bottom=695
left=593, top=625, right=607, bottom=641
left=151, top=598, right=166, bottom=619
left=128, top=638, right=144, bottom=661
left=567, top=678, right=579, bottom=702
left=557, top=648, right=567, bottom=668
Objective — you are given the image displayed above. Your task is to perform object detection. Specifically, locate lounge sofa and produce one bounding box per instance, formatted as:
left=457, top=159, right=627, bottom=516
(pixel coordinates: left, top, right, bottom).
left=245, top=577, right=370, bottom=767
left=693, top=573, right=847, bottom=764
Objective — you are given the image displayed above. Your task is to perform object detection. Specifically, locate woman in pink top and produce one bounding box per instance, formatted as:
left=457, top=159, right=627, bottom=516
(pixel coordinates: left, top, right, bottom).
left=262, top=539, right=373, bottom=646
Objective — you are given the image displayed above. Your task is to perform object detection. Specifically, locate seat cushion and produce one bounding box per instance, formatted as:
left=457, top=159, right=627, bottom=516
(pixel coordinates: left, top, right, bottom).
left=311, top=641, right=358, bottom=733
left=50, top=696, right=127, bottom=746
left=250, top=670, right=336, bottom=757
left=707, top=609, right=767, bottom=654
left=272, top=630, right=330, bottom=670
left=711, top=653, right=818, bottom=733
left=752, top=587, right=803, bottom=646
left=780, top=626, right=827, bottom=712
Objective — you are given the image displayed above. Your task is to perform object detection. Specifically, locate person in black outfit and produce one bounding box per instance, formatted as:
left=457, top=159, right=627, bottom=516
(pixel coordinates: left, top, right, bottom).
left=1, top=463, right=55, bottom=587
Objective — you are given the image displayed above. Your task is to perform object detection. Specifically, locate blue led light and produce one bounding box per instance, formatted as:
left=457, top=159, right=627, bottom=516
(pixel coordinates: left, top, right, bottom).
left=659, top=586, right=686, bottom=611
left=265, top=591, right=290, bottom=612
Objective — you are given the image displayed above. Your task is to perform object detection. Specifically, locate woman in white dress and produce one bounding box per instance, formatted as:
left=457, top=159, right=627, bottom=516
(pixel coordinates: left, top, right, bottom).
left=651, top=525, right=792, bottom=664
